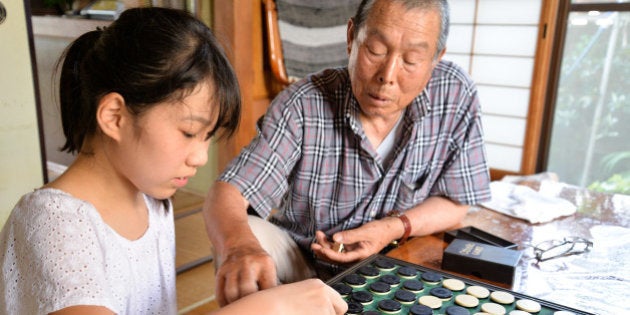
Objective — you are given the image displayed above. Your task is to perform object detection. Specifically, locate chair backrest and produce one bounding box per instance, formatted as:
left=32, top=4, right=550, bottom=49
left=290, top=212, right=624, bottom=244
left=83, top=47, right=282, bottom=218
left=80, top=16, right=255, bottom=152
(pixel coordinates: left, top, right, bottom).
left=263, top=0, right=361, bottom=86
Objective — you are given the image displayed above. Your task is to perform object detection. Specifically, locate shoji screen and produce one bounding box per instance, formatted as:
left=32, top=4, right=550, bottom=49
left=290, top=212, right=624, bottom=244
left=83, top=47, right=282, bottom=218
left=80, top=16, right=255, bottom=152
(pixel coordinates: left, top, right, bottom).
left=444, top=0, right=542, bottom=173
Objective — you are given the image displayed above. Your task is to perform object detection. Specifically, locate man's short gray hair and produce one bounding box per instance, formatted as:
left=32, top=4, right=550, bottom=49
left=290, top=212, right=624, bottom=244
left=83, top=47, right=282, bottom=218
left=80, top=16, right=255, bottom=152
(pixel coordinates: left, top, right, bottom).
left=352, top=0, right=450, bottom=59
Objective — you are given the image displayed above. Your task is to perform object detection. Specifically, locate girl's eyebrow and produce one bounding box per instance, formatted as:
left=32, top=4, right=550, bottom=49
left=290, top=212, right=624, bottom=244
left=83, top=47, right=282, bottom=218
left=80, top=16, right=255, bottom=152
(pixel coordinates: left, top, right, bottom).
left=182, top=115, right=212, bottom=126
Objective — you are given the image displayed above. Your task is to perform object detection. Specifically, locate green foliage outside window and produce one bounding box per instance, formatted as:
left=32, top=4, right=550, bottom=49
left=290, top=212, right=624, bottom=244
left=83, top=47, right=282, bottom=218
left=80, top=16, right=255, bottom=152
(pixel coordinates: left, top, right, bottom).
left=588, top=151, right=630, bottom=194
left=547, top=12, right=630, bottom=195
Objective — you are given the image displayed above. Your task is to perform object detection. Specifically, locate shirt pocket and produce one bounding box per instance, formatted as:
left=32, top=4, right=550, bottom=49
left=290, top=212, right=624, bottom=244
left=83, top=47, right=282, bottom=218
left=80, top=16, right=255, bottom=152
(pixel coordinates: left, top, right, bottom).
left=397, top=171, right=432, bottom=209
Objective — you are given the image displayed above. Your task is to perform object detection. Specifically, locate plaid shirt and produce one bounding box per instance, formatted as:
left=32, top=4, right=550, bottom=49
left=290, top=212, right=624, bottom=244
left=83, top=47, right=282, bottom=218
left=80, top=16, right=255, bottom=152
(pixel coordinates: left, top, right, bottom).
left=220, top=60, right=491, bottom=255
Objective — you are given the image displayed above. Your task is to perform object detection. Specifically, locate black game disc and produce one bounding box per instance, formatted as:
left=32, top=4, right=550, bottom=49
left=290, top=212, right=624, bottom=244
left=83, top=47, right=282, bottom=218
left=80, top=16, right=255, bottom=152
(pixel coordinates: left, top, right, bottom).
left=397, top=266, right=418, bottom=277
left=351, top=290, right=373, bottom=304
left=421, top=271, right=443, bottom=283
left=394, top=289, right=416, bottom=303
left=378, top=299, right=402, bottom=312
left=369, top=281, right=391, bottom=294
left=373, top=258, right=396, bottom=270
left=430, top=287, right=453, bottom=299
left=331, top=282, right=352, bottom=296
left=344, top=273, right=367, bottom=286
left=402, top=279, right=424, bottom=292
left=346, top=301, right=363, bottom=314
left=409, top=304, right=434, bottom=315
left=380, top=274, right=401, bottom=286
left=359, top=265, right=380, bottom=277
left=445, top=305, right=470, bottom=315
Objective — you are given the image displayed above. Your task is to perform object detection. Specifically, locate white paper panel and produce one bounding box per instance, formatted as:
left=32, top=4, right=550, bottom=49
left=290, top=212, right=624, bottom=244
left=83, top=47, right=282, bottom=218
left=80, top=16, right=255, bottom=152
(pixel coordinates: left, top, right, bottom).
left=485, top=143, right=523, bottom=172
left=477, top=86, right=529, bottom=118
left=447, top=25, right=474, bottom=53
left=472, top=56, right=534, bottom=88
left=474, top=25, right=538, bottom=56
left=477, top=0, right=542, bottom=25
left=449, top=0, right=477, bottom=24
left=446, top=0, right=543, bottom=175
left=482, top=115, right=526, bottom=146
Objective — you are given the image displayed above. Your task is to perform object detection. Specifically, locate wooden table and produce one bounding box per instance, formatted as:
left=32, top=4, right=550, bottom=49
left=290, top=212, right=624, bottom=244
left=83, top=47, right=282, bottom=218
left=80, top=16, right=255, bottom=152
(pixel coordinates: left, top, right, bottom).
left=387, top=179, right=630, bottom=314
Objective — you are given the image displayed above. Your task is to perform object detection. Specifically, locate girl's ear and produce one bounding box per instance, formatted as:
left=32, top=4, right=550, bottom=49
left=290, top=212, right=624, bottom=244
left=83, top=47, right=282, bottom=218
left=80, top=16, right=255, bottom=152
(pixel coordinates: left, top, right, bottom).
left=96, top=92, right=128, bottom=142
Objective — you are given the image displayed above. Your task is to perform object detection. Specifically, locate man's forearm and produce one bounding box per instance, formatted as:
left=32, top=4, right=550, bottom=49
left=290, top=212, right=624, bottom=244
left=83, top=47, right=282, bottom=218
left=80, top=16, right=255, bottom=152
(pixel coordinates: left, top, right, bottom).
left=402, top=196, right=469, bottom=237
left=202, top=181, right=255, bottom=256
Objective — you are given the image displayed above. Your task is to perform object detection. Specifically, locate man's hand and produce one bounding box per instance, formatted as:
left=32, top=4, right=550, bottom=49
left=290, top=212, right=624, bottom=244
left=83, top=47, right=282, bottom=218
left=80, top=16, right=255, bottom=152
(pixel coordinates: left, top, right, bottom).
left=204, top=182, right=279, bottom=306
left=310, top=216, right=401, bottom=264
left=215, top=242, right=278, bottom=306
left=310, top=197, right=469, bottom=265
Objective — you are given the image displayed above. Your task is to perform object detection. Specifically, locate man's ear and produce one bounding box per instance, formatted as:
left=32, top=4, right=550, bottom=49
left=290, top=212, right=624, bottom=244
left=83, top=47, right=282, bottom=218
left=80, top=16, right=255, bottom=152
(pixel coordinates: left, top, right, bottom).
left=435, top=47, right=446, bottom=64
left=347, top=18, right=355, bottom=55
left=96, top=92, right=128, bottom=142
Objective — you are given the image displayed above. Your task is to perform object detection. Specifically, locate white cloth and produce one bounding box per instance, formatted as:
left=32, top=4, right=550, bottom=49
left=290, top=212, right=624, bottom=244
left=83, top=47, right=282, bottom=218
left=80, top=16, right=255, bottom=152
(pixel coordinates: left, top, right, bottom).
left=247, top=215, right=317, bottom=282
left=481, top=180, right=577, bottom=224
left=0, top=188, right=177, bottom=315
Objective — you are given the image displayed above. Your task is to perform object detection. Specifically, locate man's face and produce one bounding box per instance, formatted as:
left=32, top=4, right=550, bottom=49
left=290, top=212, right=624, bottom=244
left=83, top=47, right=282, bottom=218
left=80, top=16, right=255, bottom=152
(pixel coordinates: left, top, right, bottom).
left=347, top=1, right=445, bottom=120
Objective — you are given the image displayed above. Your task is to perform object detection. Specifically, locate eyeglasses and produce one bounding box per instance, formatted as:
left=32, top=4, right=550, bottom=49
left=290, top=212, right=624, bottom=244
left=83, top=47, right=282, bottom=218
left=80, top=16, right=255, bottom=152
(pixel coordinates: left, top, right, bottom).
left=533, top=236, right=593, bottom=262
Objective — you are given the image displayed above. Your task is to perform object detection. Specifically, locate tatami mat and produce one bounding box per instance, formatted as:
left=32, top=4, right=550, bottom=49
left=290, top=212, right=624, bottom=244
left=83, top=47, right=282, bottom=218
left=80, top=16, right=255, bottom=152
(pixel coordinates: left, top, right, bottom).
left=172, top=190, right=219, bottom=314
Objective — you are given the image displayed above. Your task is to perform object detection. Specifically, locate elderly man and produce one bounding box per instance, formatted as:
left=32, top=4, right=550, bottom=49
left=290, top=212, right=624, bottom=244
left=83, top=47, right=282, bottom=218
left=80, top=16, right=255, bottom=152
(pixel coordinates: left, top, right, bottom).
left=203, top=0, right=491, bottom=306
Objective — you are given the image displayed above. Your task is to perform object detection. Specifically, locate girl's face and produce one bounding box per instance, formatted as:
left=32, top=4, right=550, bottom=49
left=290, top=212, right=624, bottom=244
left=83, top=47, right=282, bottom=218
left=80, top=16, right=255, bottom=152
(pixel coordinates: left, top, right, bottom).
left=115, top=82, right=218, bottom=200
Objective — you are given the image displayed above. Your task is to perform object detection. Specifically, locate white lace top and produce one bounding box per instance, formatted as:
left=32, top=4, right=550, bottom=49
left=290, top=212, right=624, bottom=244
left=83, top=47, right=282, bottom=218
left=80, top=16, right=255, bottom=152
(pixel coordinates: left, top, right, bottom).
left=0, top=188, right=176, bottom=315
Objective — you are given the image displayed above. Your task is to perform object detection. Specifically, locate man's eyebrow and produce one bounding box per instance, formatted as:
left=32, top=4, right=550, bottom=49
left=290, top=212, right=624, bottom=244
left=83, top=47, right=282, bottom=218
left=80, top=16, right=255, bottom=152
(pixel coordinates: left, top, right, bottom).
left=408, top=41, right=430, bottom=50
left=367, top=29, right=431, bottom=50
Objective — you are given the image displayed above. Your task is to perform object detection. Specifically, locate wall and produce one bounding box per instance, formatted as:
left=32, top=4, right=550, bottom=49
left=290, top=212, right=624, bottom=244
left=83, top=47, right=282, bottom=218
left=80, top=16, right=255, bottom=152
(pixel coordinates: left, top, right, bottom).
left=0, top=0, right=44, bottom=227
left=34, top=30, right=75, bottom=167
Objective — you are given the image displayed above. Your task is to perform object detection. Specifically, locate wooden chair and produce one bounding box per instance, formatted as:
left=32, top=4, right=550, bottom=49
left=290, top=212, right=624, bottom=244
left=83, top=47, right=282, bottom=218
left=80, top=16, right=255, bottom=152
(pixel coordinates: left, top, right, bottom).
left=262, top=0, right=361, bottom=88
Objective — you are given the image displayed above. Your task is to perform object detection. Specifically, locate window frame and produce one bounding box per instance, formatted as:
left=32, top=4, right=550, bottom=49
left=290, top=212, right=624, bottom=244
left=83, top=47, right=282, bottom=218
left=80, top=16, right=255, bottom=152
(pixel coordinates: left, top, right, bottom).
left=536, top=1, right=630, bottom=173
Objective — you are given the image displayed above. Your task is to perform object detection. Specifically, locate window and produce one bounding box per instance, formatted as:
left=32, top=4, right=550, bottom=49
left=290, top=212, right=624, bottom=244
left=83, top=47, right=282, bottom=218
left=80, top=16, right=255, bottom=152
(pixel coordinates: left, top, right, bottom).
left=444, top=0, right=542, bottom=179
left=541, top=1, right=630, bottom=194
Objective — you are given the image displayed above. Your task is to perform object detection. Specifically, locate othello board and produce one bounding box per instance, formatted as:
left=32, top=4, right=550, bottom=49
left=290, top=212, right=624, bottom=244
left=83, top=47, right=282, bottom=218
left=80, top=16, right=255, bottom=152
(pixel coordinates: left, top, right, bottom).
left=326, top=254, right=593, bottom=315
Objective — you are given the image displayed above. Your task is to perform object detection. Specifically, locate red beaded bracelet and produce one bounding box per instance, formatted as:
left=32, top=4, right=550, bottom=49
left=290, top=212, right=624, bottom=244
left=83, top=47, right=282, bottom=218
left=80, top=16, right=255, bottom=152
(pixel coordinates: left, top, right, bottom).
left=387, top=210, right=412, bottom=245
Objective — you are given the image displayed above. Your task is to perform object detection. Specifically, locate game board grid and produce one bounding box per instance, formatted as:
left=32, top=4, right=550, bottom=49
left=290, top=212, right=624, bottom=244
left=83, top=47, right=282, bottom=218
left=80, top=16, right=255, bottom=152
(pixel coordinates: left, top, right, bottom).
left=326, top=254, right=594, bottom=315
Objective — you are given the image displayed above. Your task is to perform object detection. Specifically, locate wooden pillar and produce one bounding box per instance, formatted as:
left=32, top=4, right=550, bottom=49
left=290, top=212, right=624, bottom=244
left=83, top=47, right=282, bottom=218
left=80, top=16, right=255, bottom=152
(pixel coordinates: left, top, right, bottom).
left=213, top=0, right=255, bottom=171
left=213, top=0, right=273, bottom=172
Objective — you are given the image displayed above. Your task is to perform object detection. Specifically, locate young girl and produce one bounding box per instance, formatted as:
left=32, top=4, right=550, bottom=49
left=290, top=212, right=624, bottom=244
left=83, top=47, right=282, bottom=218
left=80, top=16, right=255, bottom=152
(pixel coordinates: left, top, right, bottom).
left=0, top=7, right=345, bottom=315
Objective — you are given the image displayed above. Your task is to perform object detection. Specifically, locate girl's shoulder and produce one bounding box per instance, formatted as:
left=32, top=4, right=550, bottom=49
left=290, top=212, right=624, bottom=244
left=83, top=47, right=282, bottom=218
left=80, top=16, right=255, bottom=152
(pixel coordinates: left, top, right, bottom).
left=19, top=187, right=81, bottom=203
left=8, top=188, right=98, bottom=234
left=14, top=188, right=91, bottom=217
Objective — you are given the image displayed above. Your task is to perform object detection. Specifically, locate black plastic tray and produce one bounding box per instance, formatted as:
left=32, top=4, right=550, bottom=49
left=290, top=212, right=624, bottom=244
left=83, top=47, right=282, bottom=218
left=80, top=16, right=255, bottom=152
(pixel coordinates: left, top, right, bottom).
left=326, top=254, right=594, bottom=315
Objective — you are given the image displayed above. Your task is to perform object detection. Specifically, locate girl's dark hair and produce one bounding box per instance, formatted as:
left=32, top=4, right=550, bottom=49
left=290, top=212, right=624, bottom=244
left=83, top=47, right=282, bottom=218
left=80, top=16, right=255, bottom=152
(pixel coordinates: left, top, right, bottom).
left=58, top=7, right=241, bottom=154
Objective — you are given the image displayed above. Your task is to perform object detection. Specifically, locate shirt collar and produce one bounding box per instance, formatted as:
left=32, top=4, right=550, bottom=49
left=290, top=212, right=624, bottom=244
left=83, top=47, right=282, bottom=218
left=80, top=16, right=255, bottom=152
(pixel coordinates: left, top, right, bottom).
left=343, top=87, right=432, bottom=130
left=344, top=91, right=364, bottom=138
left=407, top=89, right=432, bottom=121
